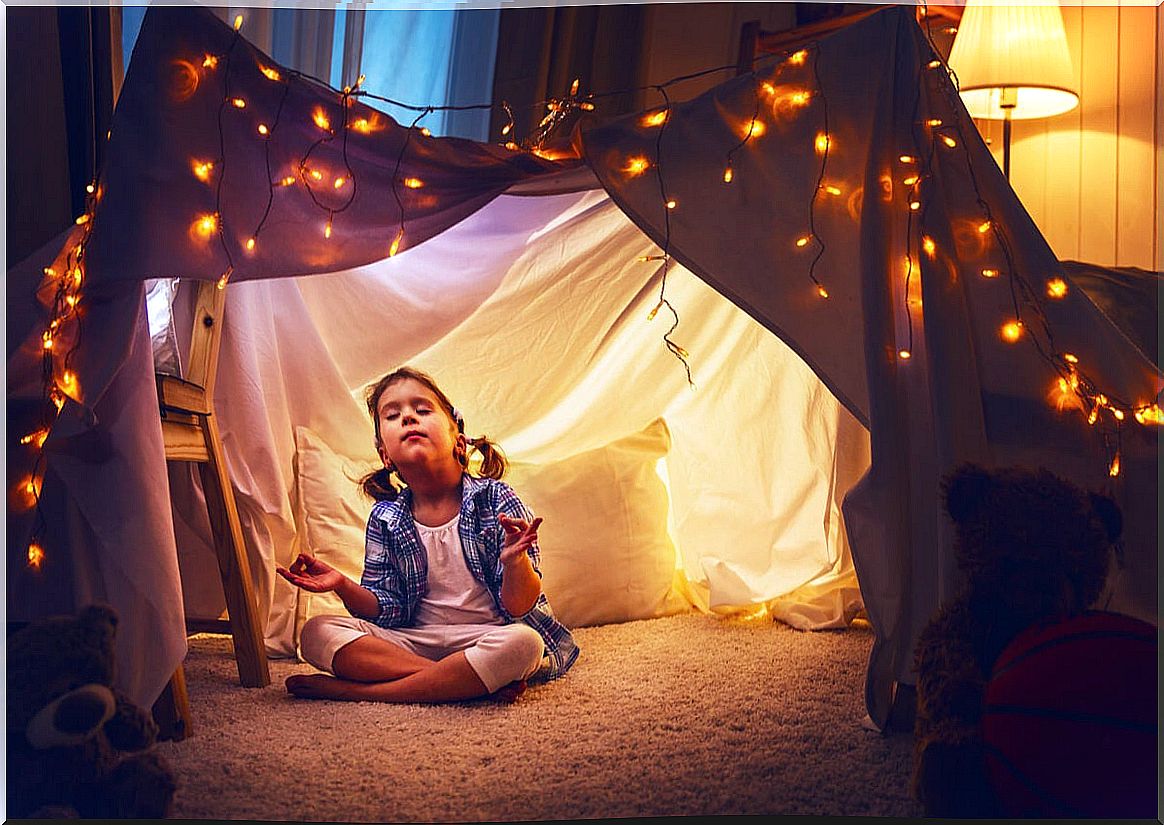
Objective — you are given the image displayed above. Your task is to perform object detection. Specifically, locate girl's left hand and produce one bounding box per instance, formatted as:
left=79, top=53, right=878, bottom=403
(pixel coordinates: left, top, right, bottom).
left=499, top=513, right=542, bottom=567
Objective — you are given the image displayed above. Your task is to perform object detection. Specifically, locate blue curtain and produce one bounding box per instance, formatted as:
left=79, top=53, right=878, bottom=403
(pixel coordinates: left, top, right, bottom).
left=120, top=8, right=499, bottom=141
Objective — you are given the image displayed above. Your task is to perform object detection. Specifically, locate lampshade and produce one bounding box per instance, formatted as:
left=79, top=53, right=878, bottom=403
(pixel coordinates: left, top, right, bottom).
left=948, top=1, right=1080, bottom=121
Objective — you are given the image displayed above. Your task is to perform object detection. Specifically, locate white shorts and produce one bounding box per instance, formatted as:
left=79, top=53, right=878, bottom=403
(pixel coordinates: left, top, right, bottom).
left=298, top=614, right=545, bottom=694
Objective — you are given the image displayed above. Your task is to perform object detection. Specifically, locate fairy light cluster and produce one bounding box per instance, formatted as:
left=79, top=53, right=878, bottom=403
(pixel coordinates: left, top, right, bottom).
left=19, top=8, right=1161, bottom=574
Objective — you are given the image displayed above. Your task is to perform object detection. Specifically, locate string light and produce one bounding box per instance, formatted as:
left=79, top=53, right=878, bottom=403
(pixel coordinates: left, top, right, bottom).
left=324, top=217, right=333, bottom=238
left=981, top=268, right=999, bottom=278
left=977, top=221, right=991, bottom=234
left=74, top=214, right=90, bottom=225
left=233, top=14, right=243, bottom=30
left=816, top=285, right=829, bottom=299
left=898, top=350, right=912, bottom=360
left=899, top=155, right=917, bottom=164
left=27, top=542, right=45, bottom=571
left=333, top=176, right=347, bottom=189
left=641, top=110, right=668, bottom=128
left=1108, top=453, right=1120, bottom=477
left=402, top=177, right=424, bottom=189
left=902, top=174, right=919, bottom=186
left=389, top=229, right=404, bottom=257
left=1000, top=321, right=1023, bottom=343
left=202, top=54, right=218, bottom=69
left=217, top=267, right=232, bottom=290
left=922, top=236, right=936, bottom=257
left=814, top=133, right=830, bottom=155
left=257, top=124, right=269, bottom=136
left=313, top=108, right=331, bottom=131
left=1046, top=278, right=1068, bottom=298
left=230, top=97, right=246, bottom=109
left=246, top=237, right=256, bottom=251
left=624, top=156, right=650, bottom=177
left=192, top=160, right=214, bottom=181
left=909, top=200, right=921, bottom=211
left=260, top=65, right=281, bottom=82
left=722, top=164, right=734, bottom=183
left=795, top=235, right=811, bottom=248
left=665, top=199, right=677, bottom=209
left=940, top=134, right=957, bottom=148
left=821, top=184, right=842, bottom=196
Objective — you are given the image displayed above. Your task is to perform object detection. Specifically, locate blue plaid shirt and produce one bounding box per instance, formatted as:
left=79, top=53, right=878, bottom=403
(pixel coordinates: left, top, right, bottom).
left=361, top=474, right=579, bottom=681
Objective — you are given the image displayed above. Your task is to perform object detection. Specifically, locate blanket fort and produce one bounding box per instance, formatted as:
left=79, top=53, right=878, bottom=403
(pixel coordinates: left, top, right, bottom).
left=7, top=6, right=1159, bottom=727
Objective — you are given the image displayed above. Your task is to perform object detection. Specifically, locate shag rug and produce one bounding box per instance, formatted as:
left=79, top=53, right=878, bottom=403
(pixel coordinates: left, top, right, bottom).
left=156, top=612, right=923, bottom=821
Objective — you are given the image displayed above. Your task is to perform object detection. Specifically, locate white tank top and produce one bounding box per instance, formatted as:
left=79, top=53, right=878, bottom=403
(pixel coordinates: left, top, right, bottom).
left=412, top=514, right=503, bottom=626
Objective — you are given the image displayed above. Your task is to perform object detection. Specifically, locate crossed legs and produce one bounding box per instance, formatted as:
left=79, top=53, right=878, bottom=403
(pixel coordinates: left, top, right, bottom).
left=288, top=616, right=543, bottom=703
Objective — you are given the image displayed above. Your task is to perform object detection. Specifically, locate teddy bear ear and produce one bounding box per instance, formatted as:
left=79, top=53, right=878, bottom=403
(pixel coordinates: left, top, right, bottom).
left=943, top=463, right=993, bottom=523
left=1089, top=492, right=1123, bottom=542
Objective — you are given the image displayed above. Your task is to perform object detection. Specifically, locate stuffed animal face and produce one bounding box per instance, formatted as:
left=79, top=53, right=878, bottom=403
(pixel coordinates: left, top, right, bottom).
left=942, top=464, right=1122, bottom=619
left=6, top=604, right=119, bottom=736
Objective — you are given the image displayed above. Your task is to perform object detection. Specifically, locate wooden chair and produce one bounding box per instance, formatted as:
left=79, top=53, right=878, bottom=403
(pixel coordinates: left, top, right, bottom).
left=151, top=280, right=270, bottom=741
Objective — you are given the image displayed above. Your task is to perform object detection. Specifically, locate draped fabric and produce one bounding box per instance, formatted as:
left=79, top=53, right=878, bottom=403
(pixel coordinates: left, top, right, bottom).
left=7, top=6, right=1158, bottom=727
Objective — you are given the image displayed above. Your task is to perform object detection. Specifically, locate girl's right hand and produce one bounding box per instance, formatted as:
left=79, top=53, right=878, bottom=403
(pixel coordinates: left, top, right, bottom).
left=276, top=553, right=345, bottom=593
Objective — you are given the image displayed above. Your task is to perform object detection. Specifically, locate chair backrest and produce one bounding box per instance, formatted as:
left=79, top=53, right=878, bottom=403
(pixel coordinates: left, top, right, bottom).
left=183, top=280, right=228, bottom=395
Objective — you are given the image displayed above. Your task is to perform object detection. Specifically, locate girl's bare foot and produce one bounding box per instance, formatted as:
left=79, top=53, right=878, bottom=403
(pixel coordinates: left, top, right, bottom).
left=490, top=679, right=527, bottom=703
left=286, top=674, right=348, bottom=699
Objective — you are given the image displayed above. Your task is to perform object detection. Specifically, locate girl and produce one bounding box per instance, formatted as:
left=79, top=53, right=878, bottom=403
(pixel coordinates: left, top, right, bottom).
left=278, top=367, right=579, bottom=703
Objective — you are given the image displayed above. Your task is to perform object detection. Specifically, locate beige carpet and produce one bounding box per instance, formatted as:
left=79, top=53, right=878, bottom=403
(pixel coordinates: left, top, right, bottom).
left=156, top=612, right=923, bottom=821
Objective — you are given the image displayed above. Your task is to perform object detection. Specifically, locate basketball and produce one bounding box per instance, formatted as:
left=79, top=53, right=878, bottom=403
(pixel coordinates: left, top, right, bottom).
left=982, top=610, right=1158, bottom=818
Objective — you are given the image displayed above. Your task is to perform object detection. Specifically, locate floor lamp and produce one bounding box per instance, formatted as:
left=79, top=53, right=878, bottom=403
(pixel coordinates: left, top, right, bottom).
left=947, top=1, right=1080, bottom=181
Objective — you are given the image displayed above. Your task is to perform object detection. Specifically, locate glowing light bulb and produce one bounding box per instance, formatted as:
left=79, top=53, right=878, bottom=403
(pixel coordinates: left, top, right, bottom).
left=278, top=175, right=296, bottom=187
left=231, top=97, right=246, bottom=109
left=815, top=133, right=830, bottom=154
left=86, top=183, right=96, bottom=194
left=258, top=124, right=269, bottom=136
left=27, top=543, right=44, bottom=571
left=899, top=155, right=916, bottom=163
left=795, top=235, right=811, bottom=248
left=1058, top=377, right=1069, bottom=393
left=246, top=237, right=256, bottom=251
left=42, top=333, right=54, bottom=351
left=822, top=185, right=842, bottom=196
left=743, top=118, right=766, bottom=139
left=402, top=177, right=424, bottom=189
left=324, top=219, right=333, bottom=238
left=790, top=91, right=811, bottom=106
left=334, top=177, right=347, bottom=189
left=74, top=214, right=90, bottom=225
left=1112, top=408, right=1125, bottom=421
left=909, top=200, right=921, bottom=211
left=1088, top=408, right=1099, bottom=425
left=61, top=370, right=76, bottom=389
left=43, top=267, right=56, bottom=278
left=260, top=66, right=281, bottom=82
left=21, top=429, right=50, bottom=448
left=647, top=301, right=662, bottom=321
left=898, top=349, right=912, bottom=360
left=217, top=267, right=232, bottom=290
left=1046, top=278, right=1068, bottom=298
left=203, top=54, right=219, bottom=69
left=928, top=60, right=941, bottom=69
left=1063, top=353, right=1078, bottom=363
left=192, top=160, right=214, bottom=182
left=641, top=110, right=668, bottom=128
left=922, top=236, right=936, bottom=257
left=389, top=229, right=404, bottom=257
left=313, top=109, right=331, bottom=131
left=817, top=285, right=829, bottom=299
left=925, top=119, right=943, bottom=127
left=501, top=123, right=513, bottom=135
left=760, top=82, right=776, bottom=96
left=624, top=156, right=650, bottom=177
left=233, top=14, right=243, bottom=30
left=309, top=169, right=323, bottom=181
left=194, top=213, right=218, bottom=238
left=1000, top=321, right=1023, bottom=342
left=419, top=127, right=431, bottom=137
left=981, top=268, right=999, bottom=279
left=1108, top=454, right=1120, bottom=477
left=723, top=165, right=735, bottom=183
left=977, top=221, right=991, bottom=234
left=941, top=135, right=957, bottom=148
left=66, top=294, right=78, bottom=308
left=788, top=49, right=808, bottom=65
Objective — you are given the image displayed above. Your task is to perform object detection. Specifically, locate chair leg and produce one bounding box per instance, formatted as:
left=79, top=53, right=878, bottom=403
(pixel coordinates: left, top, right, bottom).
left=198, top=414, right=271, bottom=688
left=152, top=666, right=193, bottom=742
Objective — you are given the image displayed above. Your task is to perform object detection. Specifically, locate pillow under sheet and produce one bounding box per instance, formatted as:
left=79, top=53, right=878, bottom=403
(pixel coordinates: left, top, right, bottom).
left=293, top=426, right=379, bottom=631
left=293, top=418, right=690, bottom=636
left=506, top=418, right=691, bottom=628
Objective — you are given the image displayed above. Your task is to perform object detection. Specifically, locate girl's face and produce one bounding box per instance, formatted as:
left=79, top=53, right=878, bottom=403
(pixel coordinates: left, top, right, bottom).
left=375, top=377, right=463, bottom=472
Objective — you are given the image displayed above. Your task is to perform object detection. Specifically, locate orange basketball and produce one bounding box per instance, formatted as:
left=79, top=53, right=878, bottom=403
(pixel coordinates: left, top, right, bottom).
left=982, top=611, right=1157, bottom=818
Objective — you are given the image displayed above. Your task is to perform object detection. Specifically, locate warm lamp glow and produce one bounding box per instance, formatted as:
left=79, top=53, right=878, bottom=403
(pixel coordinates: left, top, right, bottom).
left=948, top=2, right=1080, bottom=121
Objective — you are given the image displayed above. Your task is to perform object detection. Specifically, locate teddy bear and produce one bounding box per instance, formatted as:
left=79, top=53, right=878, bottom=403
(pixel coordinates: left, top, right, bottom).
left=6, top=603, right=178, bottom=819
left=910, top=462, right=1122, bottom=818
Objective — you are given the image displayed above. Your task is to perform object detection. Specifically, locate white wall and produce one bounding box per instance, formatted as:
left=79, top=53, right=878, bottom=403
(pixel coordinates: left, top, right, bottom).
left=979, top=4, right=1161, bottom=271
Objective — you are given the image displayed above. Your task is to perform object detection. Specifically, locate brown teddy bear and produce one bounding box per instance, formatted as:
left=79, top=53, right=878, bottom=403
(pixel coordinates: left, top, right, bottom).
left=6, top=603, right=178, bottom=818
left=910, top=463, right=1122, bottom=818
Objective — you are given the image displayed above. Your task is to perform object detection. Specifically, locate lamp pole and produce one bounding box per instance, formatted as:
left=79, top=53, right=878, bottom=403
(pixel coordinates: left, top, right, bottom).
left=999, top=86, right=1017, bottom=181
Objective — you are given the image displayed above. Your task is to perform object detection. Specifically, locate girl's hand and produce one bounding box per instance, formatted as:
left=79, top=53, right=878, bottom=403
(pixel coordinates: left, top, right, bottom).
left=498, top=513, right=542, bottom=568
left=276, top=553, right=345, bottom=593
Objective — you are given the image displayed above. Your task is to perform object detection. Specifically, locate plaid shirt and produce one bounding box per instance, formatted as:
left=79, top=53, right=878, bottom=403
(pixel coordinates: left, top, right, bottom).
left=361, top=474, right=579, bottom=681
